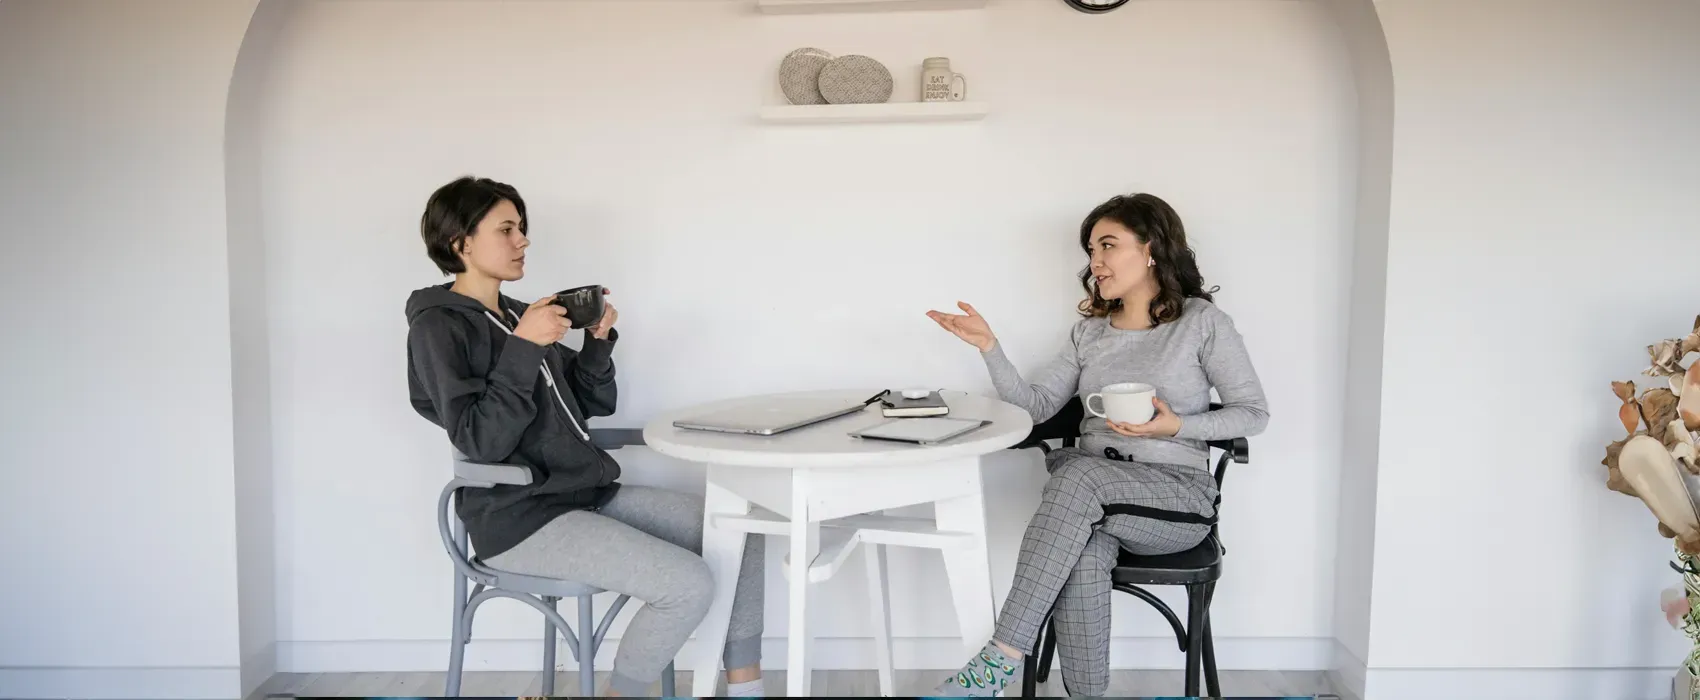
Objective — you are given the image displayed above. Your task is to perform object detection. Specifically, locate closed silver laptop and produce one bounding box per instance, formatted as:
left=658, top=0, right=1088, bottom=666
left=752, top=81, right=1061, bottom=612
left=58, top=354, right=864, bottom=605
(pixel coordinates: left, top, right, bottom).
left=672, top=397, right=870, bottom=436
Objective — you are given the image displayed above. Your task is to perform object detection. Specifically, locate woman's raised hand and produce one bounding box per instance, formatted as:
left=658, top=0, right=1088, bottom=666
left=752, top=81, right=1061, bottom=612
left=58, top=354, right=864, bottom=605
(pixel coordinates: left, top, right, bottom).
left=515, top=296, right=569, bottom=346
left=927, top=301, right=997, bottom=352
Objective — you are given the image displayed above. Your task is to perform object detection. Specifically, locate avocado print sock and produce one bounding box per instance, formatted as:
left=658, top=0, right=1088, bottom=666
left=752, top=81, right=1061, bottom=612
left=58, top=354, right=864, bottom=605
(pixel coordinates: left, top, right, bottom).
left=928, top=641, right=1022, bottom=697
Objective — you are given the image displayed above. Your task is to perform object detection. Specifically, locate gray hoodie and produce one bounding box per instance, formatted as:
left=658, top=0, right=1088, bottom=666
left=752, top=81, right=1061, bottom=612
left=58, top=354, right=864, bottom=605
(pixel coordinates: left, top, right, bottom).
left=405, top=283, right=621, bottom=560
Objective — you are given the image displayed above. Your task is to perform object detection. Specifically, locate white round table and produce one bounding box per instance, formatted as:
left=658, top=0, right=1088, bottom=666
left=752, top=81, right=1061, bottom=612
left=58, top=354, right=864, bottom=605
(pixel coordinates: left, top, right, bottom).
left=643, top=389, right=1032, bottom=697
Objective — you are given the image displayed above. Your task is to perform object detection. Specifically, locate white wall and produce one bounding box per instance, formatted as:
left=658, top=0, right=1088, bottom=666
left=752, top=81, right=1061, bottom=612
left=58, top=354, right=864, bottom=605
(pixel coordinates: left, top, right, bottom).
left=254, top=0, right=1354, bottom=671
left=18, top=1, right=1693, bottom=697
left=1320, top=0, right=1392, bottom=689
left=1364, top=1, right=1700, bottom=697
left=0, top=1, right=257, bottom=697
left=227, top=1, right=292, bottom=696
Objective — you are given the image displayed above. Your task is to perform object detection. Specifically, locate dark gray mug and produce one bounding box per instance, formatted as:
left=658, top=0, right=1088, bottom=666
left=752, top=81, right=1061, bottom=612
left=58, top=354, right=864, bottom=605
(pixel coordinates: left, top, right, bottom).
left=553, top=285, right=605, bottom=329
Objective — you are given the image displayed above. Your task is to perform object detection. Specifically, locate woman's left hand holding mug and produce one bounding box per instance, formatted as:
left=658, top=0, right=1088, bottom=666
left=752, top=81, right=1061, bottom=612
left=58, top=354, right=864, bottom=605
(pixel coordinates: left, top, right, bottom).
left=1106, top=397, right=1182, bottom=438
left=590, top=287, right=617, bottom=340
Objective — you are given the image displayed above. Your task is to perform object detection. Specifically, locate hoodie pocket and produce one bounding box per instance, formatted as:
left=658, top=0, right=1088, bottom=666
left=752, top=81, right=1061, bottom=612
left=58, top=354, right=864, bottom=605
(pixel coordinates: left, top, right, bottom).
left=527, top=434, right=607, bottom=494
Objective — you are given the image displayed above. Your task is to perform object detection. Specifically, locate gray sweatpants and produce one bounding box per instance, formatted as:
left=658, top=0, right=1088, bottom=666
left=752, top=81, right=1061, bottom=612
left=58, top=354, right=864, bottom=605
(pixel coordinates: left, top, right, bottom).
left=484, top=485, right=765, bottom=696
left=993, top=448, right=1215, bottom=697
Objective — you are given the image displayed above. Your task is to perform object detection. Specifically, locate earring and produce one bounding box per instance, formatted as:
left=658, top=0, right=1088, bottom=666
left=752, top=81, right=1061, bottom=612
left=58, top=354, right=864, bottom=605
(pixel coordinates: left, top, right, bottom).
left=1147, top=257, right=1156, bottom=268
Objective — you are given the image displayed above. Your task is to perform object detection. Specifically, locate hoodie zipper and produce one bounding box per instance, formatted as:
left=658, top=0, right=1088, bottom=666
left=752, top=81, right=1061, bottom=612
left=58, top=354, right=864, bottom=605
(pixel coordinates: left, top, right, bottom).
left=483, top=309, right=592, bottom=442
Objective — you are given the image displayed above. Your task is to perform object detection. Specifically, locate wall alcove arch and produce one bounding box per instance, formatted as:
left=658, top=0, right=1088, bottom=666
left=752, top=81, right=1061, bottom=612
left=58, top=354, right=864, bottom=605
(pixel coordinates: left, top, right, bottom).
left=228, top=0, right=1382, bottom=689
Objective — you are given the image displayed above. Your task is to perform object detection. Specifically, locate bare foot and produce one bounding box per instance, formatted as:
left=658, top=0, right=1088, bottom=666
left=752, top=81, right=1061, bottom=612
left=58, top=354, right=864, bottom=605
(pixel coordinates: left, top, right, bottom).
left=993, top=639, right=1024, bottom=661
left=726, top=664, right=762, bottom=684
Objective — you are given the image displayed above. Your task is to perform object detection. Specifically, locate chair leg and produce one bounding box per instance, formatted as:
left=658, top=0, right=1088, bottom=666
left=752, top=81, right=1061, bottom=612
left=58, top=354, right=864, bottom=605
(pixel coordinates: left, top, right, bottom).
left=1035, top=615, right=1058, bottom=683
left=1020, top=620, right=1041, bottom=697
left=447, top=573, right=467, bottom=697
left=541, top=596, right=558, bottom=696
left=662, top=661, right=676, bottom=697
left=1184, top=584, right=1207, bottom=697
left=1202, top=583, right=1220, bottom=698
left=574, top=595, right=596, bottom=697
left=1203, top=612, right=1220, bottom=698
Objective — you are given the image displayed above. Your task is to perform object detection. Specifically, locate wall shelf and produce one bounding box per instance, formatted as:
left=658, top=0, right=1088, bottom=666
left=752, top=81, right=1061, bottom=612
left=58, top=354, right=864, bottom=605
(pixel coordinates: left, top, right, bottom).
left=760, top=101, right=989, bottom=124
left=756, top=0, right=987, bottom=15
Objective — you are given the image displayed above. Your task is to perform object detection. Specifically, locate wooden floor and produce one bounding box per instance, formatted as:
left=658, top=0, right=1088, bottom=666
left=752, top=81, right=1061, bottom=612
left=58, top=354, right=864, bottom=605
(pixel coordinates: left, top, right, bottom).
left=254, top=669, right=1343, bottom=698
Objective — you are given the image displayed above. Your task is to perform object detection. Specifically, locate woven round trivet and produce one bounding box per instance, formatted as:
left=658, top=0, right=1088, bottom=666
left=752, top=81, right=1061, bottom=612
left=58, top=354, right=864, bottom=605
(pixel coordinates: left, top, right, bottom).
left=778, top=47, right=834, bottom=105
left=817, top=55, right=893, bottom=105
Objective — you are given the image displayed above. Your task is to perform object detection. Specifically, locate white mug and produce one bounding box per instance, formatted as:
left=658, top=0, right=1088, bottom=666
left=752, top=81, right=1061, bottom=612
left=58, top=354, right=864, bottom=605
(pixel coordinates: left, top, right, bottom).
left=1086, top=383, right=1156, bottom=425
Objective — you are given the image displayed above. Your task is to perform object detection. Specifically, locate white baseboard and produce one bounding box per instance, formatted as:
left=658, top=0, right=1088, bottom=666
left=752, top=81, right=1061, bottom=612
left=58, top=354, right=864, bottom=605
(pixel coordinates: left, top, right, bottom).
left=0, top=667, right=241, bottom=700
left=1327, top=640, right=1366, bottom=700
left=1317, top=638, right=1673, bottom=700
left=242, top=642, right=278, bottom=698
left=277, top=636, right=1335, bottom=674
left=1362, top=667, right=1676, bottom=700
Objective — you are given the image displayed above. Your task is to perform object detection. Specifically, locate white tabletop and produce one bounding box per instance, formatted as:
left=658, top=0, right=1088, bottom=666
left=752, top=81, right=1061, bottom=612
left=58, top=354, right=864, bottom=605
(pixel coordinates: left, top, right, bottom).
left=642, top=389, right=1033, bottom=469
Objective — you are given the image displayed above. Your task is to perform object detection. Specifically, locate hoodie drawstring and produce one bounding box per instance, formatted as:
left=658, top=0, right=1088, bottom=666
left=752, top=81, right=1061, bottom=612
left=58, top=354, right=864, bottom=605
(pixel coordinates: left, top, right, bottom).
left=483, top=309, right=591, bottom=442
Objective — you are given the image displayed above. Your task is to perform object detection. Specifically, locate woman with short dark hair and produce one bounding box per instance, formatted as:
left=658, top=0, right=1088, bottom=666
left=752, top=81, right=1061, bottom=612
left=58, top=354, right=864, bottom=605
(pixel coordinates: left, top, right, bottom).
left=405, top=176, right=768, bottom=697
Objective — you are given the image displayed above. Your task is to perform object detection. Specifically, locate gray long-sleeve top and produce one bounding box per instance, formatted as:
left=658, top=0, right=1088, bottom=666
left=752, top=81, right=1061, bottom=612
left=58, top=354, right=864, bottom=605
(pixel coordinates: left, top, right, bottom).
left=981, top=297, right=1269, bottom=467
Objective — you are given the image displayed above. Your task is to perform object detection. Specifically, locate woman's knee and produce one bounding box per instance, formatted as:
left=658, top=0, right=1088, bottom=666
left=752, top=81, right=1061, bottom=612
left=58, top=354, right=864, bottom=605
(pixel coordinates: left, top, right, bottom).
left=681, top=556, right=717, bottom=608
left=1043, top=456, right=1097, bottom=492
left=1041, top=468, right=1097, bottom=512
left=650, top=555, right=717, bottom=618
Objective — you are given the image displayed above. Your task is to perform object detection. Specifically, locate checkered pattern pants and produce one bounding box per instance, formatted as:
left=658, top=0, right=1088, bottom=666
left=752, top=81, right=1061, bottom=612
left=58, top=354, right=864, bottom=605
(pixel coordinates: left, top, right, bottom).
left=991, top=447, right=1217, bottom=696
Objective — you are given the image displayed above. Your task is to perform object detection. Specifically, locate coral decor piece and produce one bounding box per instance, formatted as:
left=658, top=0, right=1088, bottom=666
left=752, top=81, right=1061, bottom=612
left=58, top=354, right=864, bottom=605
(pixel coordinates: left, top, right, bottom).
left=1686, top=364, right=1700, bottom=432
left=1603, top=314, right=1700, bottom=700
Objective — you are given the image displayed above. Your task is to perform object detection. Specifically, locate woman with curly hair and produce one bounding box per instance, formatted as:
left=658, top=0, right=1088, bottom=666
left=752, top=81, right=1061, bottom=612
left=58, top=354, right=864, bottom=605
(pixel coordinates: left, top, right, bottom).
left=925, top=192, right=1269, bottom=696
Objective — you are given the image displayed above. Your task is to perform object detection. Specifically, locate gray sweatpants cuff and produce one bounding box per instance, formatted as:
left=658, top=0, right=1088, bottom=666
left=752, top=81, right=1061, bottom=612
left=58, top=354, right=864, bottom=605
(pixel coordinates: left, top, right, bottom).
left=723, top=634, right=763, bottom=669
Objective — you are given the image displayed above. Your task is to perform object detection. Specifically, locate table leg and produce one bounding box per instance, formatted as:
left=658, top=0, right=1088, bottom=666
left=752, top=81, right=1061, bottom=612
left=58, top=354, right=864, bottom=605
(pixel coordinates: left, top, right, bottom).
left=936, top=490, right=996, bottom=657
left=693, top=479, right=749, bottom=698
left=787, top=474, right=817, bottom=697
left=863, top=542, right=895, bottom=697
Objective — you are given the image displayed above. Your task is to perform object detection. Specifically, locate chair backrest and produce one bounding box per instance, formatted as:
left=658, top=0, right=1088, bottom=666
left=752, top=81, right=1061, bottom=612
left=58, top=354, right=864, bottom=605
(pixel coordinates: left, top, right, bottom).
left=1024, top=395, right=1087, bottom=446
left=438, top=473, right=493, bottom=586
left=1013, top=396, right=1250, bottom=490
left=437, top=429, right=648, bottom=585
left=439, top=446, right=524, bottom=585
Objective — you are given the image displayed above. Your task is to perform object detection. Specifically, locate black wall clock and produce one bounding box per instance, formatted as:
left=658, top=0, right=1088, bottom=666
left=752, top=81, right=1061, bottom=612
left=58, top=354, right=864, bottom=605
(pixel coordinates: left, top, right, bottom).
left=1064, top=0, right=1131, bottom=13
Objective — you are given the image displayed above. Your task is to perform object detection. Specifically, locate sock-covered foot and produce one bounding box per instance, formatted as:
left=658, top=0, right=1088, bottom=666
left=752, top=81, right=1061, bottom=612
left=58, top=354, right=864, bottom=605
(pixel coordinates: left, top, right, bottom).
left=929, top=641, right=1022, bottom=697
left=726, top=678, right=765, bottom=697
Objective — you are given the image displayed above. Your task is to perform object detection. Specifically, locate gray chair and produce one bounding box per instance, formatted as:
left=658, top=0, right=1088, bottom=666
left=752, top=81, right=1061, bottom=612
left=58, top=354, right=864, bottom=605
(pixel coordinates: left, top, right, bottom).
left=438, top=428, right=675, bottom=697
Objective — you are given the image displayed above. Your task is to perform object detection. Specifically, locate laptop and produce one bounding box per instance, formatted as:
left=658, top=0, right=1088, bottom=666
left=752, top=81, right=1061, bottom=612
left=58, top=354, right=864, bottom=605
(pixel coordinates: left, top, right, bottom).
left=672, top=396, right=873, bottom=436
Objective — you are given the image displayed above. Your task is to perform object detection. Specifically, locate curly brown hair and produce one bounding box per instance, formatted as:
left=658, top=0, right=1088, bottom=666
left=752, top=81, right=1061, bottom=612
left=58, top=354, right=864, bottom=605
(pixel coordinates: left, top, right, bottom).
left=1076, top=193, right=1218, bottom=325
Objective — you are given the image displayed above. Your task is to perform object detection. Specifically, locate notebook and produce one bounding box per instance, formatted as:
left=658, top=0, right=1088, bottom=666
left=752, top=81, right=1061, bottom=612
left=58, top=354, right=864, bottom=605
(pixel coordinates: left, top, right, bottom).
left=849, top=417, right=990, bottom=445
left=879, top=390, right=950, bottom=417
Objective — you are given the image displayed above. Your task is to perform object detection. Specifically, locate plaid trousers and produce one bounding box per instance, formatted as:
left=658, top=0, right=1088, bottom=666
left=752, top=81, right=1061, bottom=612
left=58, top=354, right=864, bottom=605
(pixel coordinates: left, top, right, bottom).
left=991, top=447, right=1216, bottom=696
